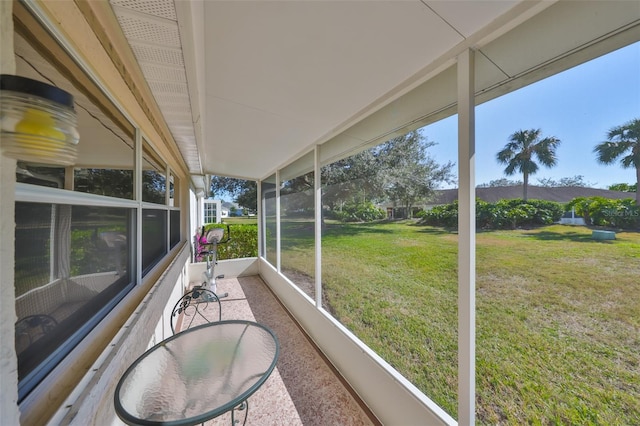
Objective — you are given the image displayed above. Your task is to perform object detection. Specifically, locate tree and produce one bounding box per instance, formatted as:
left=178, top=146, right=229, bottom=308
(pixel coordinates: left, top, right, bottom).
left=496, top=129, right=561, bottom=201
left=320, top=149, right=383, bottom=211
left=380, top=131, right=454, bottom=218
left=537, top=175, right=594, bottom=187
left=477, top=178, right=522, bottom=188
left=210, top=176, right=257, bottom=211
left=608, top=183, right=637, bottom=192
left=75, top=168, right=133, bottom=198
left=594, top=118, right=640, bottom=204
left=211, top=130, right=454, bottom=220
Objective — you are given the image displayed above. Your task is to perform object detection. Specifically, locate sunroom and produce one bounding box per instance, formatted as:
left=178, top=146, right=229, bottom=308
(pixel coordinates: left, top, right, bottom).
left=1, top=1, right=639, bottom=425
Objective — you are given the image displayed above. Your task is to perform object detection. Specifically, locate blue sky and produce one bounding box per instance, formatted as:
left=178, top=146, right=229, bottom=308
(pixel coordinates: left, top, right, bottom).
left=422, top=41, right=640, bottom=189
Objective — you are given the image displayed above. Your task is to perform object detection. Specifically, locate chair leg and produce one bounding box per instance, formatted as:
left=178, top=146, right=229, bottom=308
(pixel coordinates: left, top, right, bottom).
left=230, top=400, right=248, bottom=426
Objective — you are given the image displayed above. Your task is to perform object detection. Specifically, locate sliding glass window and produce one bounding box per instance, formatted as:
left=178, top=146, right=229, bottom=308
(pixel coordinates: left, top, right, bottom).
left=142, top=142, right=167, bottom=204
left=169, top=172, right=180, bottom=249
left=15, top=203, right=134, bottom=400
left=12, top=26, right=137, bottom=401
left=141, top=141, right=168, bottom=274
left=10, top=8, right=183, bottom=404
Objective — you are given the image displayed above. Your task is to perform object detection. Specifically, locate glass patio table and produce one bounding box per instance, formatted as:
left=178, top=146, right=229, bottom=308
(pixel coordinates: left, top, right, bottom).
left=114, top=320, right=279, bottom=426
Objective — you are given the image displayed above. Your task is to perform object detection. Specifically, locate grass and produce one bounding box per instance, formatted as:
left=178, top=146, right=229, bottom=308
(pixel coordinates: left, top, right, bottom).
left=280, top=220, right=640, bottom=425
left=222, top=216, right=257, bottom=225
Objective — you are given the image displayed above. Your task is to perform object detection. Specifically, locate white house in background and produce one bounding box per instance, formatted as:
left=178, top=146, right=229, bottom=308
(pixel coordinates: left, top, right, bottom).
left=559, top=208, right=587, bottom=225
left=222, top=201, right=244, bottom=217
left=201, top=199, right=222, bottom=224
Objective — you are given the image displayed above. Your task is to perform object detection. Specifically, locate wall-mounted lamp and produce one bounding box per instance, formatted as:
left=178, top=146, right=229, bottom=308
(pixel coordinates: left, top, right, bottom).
left=1, top=74, right=79, bottom=165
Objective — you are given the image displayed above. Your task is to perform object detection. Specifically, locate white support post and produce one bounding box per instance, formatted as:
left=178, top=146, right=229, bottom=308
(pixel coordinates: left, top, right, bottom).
left=457, top=48, right=476, bottom=426
left=257, top=181, right=263, bottom=258
left=275, top=170, right=281, bottom=272
left=314, top=146, right=322, bottom=307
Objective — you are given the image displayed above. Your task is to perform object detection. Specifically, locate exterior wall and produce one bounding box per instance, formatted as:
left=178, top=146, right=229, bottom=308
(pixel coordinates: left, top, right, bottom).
left=0, top=158, right=19, bottom=425
left=1, top=2, right=192, bottom=424
left=0, top=1, right=20, bottom=424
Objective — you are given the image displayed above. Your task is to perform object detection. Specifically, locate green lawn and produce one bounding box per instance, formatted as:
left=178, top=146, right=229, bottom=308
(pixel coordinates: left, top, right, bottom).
left=222, top=216, right=257, bottom=225
left=281, top=220, right=640, bottom=425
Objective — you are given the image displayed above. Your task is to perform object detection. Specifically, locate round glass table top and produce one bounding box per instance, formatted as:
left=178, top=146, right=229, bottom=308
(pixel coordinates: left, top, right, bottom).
left=114, top=320, right=279, bottom=426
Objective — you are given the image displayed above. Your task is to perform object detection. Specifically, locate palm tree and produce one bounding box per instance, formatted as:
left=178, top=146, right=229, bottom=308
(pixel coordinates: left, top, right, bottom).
left=496, top=129, right=561, bottom=201
left=594, top=118, right=640, bottom=205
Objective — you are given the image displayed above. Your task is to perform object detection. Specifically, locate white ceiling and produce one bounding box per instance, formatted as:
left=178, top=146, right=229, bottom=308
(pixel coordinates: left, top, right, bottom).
left=108, top=0, right=640, bottom=190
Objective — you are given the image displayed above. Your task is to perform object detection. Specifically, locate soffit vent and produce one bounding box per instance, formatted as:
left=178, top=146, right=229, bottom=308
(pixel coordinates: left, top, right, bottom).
left=116, top=15, right=181, bottom=48
left=129, top=44, right=184, bottom=67
left=147, top=81, right=188, bottom=95
left=109, top=0, right=202, bottom=175
left=139, top=64, right=186, bottom=82
left=110, top=0, right=177, bottom=21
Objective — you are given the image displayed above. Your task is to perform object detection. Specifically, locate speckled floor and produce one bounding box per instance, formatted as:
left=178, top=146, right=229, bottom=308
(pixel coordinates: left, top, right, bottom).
left=183, top=276, right=377, bottom=426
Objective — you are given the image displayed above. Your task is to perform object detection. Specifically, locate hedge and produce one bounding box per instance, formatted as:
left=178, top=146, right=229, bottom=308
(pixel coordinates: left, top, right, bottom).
left=420, top=199, right=564, bottom=230
left=204, top=223, right=258, bottom=259
left=567, top=196, right=639, bottom=229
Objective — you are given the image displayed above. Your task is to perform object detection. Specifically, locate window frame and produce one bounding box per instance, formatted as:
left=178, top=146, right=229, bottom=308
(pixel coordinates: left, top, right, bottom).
left=11, top=1, right=187, bottom=413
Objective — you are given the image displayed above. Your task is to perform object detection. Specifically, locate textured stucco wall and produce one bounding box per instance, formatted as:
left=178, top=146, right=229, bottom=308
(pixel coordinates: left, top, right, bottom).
left=0, top=1, right=20, bottom=424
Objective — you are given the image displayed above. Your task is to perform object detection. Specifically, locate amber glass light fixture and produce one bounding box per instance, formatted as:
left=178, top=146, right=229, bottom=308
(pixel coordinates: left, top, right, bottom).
left=1, top=74, right=79, bottom=165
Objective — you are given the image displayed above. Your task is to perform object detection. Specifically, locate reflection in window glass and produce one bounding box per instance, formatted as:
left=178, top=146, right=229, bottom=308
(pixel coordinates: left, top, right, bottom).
left=142, top=209, right=167, bottom=275
left=13, top=31, right=136, bottom=195
left=320, top=133, right=458, bottom=415
left=16, top=164, right=65, bottom=188
left=71, top=102, right=135, bottom=198
left=170, top=210, right=180, bottom=249
left=14, top=30, right=136, bottom=196
left=14, top=202, right=133, bottom=400
left=280, top=152, right=315, bottom=299
left=142, top=143, right=166, bottom=204
left=261, top=175, right=277, bottom=265
left=75, top=169, right=133, bottom=199
left=169, top=173, right=177, bottom=207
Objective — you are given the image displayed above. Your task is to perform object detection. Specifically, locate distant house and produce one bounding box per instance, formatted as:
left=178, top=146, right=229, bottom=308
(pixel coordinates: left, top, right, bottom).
left=428, top=185, right=634, bottom=207
left=559, top=209, right=586, bottom=225
left=201, top=199, right=222, bottom=224
left=384, top=206, right=423, bottom=220
left=221, top=201, right=244, bottom=217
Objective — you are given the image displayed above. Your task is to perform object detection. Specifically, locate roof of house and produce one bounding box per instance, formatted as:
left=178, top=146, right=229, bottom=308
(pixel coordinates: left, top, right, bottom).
left=431, top=185, right=635, bottom=205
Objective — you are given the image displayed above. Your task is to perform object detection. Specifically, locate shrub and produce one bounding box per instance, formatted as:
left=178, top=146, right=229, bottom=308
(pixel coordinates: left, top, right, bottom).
left=421, top=201, right=459, bottom=228
left=493, top=199, right=563, bottom=228
left=326, top=201, right=386, bottom=222
left=421, top=199, right=563, bottom=230
left=414, top=209, right=427, bottom=219
left=567, top=196, right=640, bottom=229
left=204, top=223, right=258, bottom=259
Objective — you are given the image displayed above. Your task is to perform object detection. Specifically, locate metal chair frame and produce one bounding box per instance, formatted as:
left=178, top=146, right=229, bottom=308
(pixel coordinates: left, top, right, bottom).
left=15, top=314, right=58, bottom=353
left=170, top=288, right=222, bottom=334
